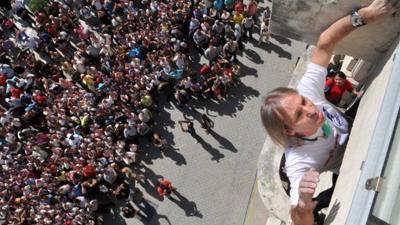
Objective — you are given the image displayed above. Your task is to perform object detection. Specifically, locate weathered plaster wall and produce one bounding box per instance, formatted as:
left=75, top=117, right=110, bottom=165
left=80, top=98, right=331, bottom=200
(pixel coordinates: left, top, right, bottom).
left=271, top=0, right=400, bottom=62
left=257, top=137, right=290, bottom=222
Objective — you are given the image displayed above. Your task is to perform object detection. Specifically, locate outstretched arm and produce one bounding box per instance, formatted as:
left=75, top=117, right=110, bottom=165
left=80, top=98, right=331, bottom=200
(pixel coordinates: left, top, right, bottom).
left=311, top=0, right=399, bottom=68
left=291, top=169, right=320, bottom=225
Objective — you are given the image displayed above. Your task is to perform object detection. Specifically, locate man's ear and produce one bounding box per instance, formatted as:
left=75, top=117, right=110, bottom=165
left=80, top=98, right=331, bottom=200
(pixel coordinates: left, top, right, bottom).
left=284, top=126, right=296, bottom=136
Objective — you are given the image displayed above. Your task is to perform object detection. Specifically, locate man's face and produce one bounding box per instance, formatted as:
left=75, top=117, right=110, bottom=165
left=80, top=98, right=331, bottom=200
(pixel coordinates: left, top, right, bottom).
left=279, top=93, right=325, bottom=137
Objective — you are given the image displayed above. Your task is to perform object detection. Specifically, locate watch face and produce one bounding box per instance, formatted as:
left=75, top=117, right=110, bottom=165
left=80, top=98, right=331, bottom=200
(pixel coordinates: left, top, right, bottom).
left=351, top=13, right=363, bottom=26
left=354, top=17, right=360, bottom=25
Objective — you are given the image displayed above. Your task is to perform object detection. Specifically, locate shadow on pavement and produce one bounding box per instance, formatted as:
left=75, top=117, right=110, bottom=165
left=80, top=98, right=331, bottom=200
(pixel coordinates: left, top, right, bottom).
left=244, top=47, right=264, bottom=64
left=238, top=60, right=259, bottom=77
left=136, top=197, right=172, bottom=225
left=257, top=40, right=292, bottom=59
left=161, top=145, right=187, bottom=166
left=137, top=164, right=164, bottom=201
left=169, top=190, right=203, bottom=218
left=139, top=139, right=163, bottom=165
left=209, top=129, right=238, bottom=152
left=191, top=131, right=225, bottom=162
left=271, top=34, right=292, bottom=46
left=102, top=204, right=128, bottom=225
left=189, top=80, right=260, bottom=117
left=138, top=96, right=187, bottom=166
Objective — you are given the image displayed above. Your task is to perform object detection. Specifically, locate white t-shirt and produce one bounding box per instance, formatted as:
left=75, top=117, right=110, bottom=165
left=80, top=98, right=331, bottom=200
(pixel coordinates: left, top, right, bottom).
left=286, top=63, right=349, bottom=205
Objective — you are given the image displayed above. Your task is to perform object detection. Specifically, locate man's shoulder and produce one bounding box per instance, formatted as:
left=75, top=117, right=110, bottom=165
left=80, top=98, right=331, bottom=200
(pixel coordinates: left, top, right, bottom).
left=297, top=62, right=328, bottom=102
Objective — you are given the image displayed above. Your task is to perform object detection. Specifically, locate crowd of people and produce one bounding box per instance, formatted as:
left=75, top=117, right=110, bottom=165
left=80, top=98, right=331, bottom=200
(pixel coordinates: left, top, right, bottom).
left=0, top=0, right=270, bottom=224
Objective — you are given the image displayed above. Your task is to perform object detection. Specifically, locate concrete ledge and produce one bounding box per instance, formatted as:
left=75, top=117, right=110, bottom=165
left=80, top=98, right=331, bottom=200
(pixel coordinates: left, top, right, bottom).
left=257, top=137, right=290, bottom=222
left=266, top=216, right=288, bottom=225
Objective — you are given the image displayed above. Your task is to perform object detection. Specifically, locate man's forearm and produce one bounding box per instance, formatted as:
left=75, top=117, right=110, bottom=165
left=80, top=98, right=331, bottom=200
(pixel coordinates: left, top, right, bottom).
left=291, top=206, right=314, bottom=225
left=312, top=11, right=359, bottom=67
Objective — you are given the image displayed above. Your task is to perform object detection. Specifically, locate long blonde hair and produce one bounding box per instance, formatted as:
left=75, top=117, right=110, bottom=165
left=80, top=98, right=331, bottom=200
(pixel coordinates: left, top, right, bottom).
left=260, top=87, right=303, bottom=147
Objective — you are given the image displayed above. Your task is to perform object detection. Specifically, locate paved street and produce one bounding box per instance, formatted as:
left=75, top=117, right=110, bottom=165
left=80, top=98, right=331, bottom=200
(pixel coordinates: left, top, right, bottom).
left=104, top=7, right=306, bottom=225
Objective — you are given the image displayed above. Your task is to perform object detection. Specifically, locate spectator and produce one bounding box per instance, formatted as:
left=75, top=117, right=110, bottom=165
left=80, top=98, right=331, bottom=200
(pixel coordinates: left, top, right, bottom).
left=247, top=0, right=258, bottom=21
left=179, top=119, right=196, bottom=136
left=204, top=43, right=219, bottom=65
left=234, top=0, right=245, bottom=14
left=232, top=11, right=244, bottom=25
left=262, top=6, right=271, bottom=23
left=223, top=39, right=238, bottom=62
left=152, top=132, right=167, bottom=150
left=193, top=29, right=209, bottom=51
left=242, top=16, right=254, bottom=40
left=324, top=71, right=361, bottom=105
left=224, top=0, right=235, bottom=12
left=259, top=20, right=271, bottom=44
left=157, top=178, right=176, bottom=199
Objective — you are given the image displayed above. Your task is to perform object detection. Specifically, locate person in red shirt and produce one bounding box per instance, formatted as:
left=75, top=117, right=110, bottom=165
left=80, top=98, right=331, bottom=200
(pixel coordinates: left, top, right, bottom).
left=234, top=0, right=245, bottom=14
left=33, top=94, right=47, bottom=105
left=157, top=178, right=176, bottom=199
left=200, top=64, right=211, bottom=77
left=247, top=0, right=258, bottom=20
left=9, top=87, right=22, bottom=98
left=0, top=74, right=6, bottom=87
left=324, top=71, right=361, bottom=105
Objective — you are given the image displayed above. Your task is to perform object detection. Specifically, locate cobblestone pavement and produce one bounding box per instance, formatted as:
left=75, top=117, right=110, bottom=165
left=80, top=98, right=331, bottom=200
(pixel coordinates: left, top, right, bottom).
left=104, top=10, right=307, bottom=225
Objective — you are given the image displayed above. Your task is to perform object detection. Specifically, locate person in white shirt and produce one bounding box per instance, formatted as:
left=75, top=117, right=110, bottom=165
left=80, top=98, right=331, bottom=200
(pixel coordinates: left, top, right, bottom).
left=212, top=20, right=225, bottom=35
left=25, top=37, right=39, bottom=50
left=259, top=20, right=271, bottom=45
left=204, top=43, right=218, bottom=65
left=220, top=9, right=231, bottom=22
left=223, top=39, right=238, bottom=62
left=189, top=17, right=200, bottom=35
left=260, top=1, right=398, bottom=224
left=234, top=24, right=244, bottom=49
left=262, top=6, right=271, bottom=24
left=173, top=52, right=187, bottom=70
left=241, top=16, right=254, bottom=40
left=193, top=29, right=209, bottom=50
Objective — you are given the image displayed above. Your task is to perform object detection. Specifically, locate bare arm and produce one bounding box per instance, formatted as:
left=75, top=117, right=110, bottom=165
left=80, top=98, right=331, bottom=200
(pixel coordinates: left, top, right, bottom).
left=291, top=169, right=320, bottom=225
left=311, top=0, right=399, bottom=68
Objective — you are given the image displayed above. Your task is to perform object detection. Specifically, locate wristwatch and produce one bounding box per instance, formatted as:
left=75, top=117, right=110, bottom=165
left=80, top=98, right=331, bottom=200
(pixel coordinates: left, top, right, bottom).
left=350, top=10, right=365, bottom=27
